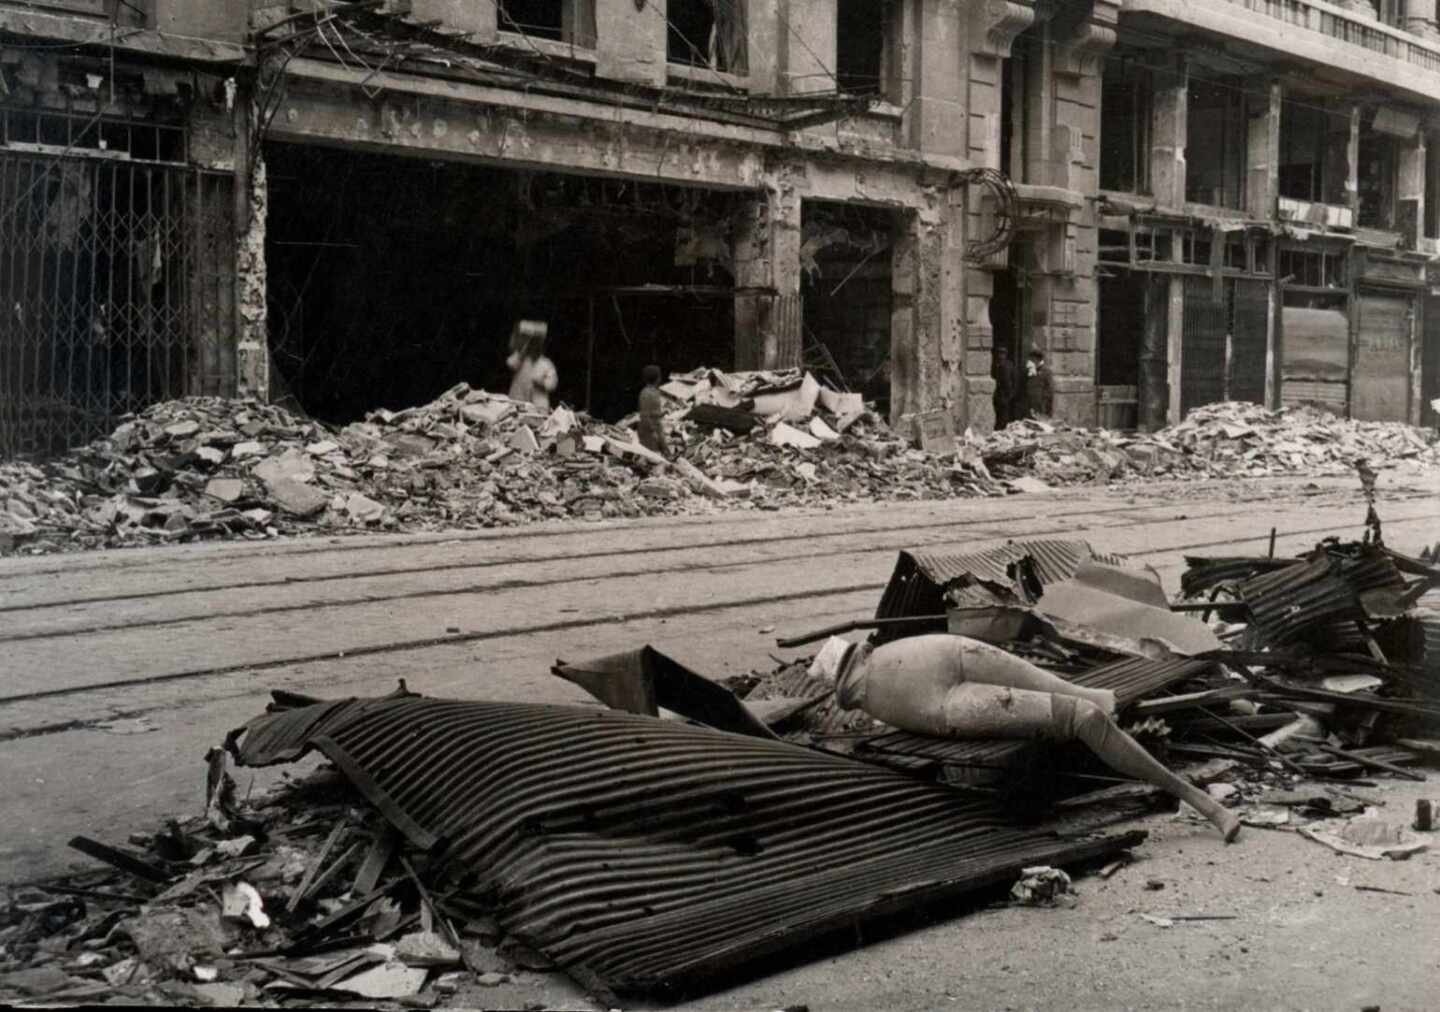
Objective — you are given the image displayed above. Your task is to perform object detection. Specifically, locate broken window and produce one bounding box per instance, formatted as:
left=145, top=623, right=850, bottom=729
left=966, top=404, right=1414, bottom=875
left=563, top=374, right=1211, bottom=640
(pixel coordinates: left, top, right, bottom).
left=1357, top=127, right=1398, bottom=230
left=836, top=0, right=892, bottom=98
left=1279, top=99, right=1348, bottom=206
left=1358, top=111, right=1409, bottom=231
left=668, top=0, right=748, bottom=75
left=1186, top=78, right=1246, bottom=209
left=1278, top=247, right=1347, bottom=289
left=1099, top=57, right=1152, bottom=194
left=497, top=0, right=596, bottom=48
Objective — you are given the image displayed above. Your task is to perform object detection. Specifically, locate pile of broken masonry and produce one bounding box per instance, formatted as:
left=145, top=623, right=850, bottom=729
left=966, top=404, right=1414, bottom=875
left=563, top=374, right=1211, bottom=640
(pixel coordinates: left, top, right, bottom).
left=5, top=499, right=1437, bottom=1007
left=3, top=367, right=1438, bottom=556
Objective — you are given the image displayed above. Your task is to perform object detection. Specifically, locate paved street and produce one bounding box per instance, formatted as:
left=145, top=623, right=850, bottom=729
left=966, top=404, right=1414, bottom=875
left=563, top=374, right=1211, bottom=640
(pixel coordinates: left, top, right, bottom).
left=4, top=473, right=1438, bottom=883
left=2, top=474, right=1439, bottom=1009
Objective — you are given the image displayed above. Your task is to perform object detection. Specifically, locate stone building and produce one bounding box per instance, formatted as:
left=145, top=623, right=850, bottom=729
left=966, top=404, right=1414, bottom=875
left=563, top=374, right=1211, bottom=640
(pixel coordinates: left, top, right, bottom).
left=1, top=1, right=1437, bottom=459
left=1092, top=0, right=1440, bottom=430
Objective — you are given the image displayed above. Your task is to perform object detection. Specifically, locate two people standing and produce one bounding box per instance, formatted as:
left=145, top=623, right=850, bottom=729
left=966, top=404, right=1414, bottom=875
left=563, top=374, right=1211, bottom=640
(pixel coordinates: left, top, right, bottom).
left=993, top=346, right=1054, bottom=429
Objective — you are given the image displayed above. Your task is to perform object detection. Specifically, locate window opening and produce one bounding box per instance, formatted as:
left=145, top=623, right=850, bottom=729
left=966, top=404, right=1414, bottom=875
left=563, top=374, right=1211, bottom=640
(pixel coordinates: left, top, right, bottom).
left=668, top=0, right=748, bottom=74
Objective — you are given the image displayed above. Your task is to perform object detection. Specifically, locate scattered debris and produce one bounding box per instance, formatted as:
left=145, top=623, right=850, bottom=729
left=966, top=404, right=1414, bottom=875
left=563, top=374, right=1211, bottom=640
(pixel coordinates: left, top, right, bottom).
left=1010, top=866, right=1076, bottom=908
left=1300, top=817, right=1430, bottom=861
left=8, top=388, right=1436, bottom=557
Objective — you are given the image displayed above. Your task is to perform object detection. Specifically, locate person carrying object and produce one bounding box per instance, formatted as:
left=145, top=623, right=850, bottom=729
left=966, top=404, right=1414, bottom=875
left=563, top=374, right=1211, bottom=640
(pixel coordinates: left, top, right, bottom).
left=506, top=320, right=558, bottom=410
left=829, top=633, right=1241, bottom=842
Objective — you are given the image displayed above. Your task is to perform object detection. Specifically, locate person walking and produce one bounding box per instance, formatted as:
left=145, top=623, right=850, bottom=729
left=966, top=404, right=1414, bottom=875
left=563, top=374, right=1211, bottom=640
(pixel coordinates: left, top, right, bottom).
left=636, top=364, right=671, bottom=457
left=1025, top=349, right=1054, bottom=418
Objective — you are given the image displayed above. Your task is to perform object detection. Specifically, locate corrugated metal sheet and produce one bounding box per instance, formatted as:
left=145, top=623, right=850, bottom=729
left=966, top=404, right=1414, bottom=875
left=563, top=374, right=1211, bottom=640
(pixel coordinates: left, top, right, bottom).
left=851, top=656, right=1216, bottom=777
left=236, top=697, right=1141, bottom=997
left=1237, top=552, right=1404, bottom=647
left=1411, top=607, right=1440, bottom=700
left=875, top=540, right=1119, bottom=627
left=1180, top=556, right=1295, bottom=598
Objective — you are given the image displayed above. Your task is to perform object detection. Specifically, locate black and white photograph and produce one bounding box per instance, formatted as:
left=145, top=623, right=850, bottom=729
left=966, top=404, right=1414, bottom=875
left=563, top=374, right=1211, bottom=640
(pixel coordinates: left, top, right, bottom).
left=2, top=1, right=1439, bottom=1009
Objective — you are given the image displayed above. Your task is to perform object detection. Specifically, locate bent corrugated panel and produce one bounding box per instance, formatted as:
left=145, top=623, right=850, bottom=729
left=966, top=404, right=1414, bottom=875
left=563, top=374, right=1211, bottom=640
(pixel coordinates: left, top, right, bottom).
left=875, top=539, right=1120, bottom=627
left=238, top=696, right=1140, bottom=996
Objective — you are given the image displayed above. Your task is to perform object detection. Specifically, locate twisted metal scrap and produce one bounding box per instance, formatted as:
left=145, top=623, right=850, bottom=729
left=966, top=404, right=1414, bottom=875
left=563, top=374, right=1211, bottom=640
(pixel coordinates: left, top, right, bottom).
left=959, top=167, right=1018, bottom=263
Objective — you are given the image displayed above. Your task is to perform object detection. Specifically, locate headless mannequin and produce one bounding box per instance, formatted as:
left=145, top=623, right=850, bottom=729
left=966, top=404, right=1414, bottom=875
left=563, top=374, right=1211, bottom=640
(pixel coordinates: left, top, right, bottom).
left=835, top=635, right=1240, bottom=842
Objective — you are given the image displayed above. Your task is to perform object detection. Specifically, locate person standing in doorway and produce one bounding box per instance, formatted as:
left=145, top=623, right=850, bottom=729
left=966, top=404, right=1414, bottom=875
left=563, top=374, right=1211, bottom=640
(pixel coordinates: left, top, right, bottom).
left=992, top=347, right=1017, bottom=430
left=637, top=364, right=671, bottom=457
left=506, top=320, right=559, bottom=410
left=1025, top=349, right=1054, bottom=418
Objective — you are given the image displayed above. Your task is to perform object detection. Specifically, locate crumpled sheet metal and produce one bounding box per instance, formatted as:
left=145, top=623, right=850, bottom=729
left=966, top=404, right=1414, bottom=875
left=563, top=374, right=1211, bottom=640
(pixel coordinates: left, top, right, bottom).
left=1036, top=561, right=1222, bottom=657
left=235, top=696, right=1141, bottom=996
left=1237, top=553, right=1404, bottom=647
left=875, top=540, right=1120, bottom=629
left=1179, top=555, right=1294, bottom=599
left=852, top=655, right=1217, bottom=776
left=552, top=646, right=777, bottom=739
left=1409, top=607, right=1440, bottom=700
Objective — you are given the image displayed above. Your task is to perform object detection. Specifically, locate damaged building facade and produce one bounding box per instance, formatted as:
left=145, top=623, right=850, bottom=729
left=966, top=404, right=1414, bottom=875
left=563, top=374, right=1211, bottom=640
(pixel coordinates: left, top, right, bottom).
left=1, top=0, right=1007, bottom=454
left=2, top=1, right=1440, bottom=459
left=1095, top=0, right=1440, bottom=429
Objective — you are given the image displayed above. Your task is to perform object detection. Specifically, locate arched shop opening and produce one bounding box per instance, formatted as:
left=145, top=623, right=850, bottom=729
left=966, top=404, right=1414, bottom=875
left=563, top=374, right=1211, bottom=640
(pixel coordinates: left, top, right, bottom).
left=799, top=201, right=895, bottom=416
left=264, top=142, right=740, bottom=423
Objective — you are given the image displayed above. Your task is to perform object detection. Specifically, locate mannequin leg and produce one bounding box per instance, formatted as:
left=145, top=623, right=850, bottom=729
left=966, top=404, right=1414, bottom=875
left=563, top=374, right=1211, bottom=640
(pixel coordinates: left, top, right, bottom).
left=944, top=637, right=1117, bottom=714
left=1050, top=695, right=1241, bottom=843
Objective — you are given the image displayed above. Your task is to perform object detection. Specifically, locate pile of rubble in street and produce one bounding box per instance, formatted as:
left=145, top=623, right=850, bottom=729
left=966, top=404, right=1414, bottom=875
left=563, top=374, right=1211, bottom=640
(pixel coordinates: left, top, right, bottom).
left=3, top=368, right=1438, bottom=556
left=5, top=494, right=1436, bottom=1007
left=0, top=373, right=999, bottom=556
left=981, top=400, right=1440, bottom=486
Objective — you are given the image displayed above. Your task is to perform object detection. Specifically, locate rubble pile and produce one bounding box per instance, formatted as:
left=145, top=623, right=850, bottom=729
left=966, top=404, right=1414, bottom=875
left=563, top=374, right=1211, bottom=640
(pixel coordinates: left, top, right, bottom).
left=6, top=506, right=1438, bottom=1006
left=0, top=387, right=693, bottom=555
left=0, top=373, right=1002, bottom=556
left=4, top=371, right=1439, bottom=557
left=0, top=761, right=546, bottom=1007
left=734, top=508, right=1440, bottom=854
left=980, top=400, right=1440, bottom=485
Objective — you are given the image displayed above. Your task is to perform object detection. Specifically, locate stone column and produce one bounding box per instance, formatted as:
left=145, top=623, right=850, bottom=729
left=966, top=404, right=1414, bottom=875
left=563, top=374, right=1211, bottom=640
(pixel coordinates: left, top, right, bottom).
left=905, top=0, right=967, bottom=158
left=1406, top=0, right=1440, bottom=42
left=889, top=193, right=963, bottom=431
left=235, top=95, right=268, bottom=402
left=777, top=0, right=836, bottom=95
left=962, top=0, right=1035, bottom=431
left=1150, top=55, right=1188, bottom=210
left=733, top=163, right=803, bottom=371
left=1246, top=80, right=1282, bottom=220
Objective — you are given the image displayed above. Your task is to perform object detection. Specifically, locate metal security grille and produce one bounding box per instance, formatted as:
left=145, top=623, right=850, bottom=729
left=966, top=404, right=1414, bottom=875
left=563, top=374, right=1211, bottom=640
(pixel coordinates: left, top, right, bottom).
left=1229, top=278, right=1269, bottom=405
left=1181, top=275, right=1227, bottom=416
left=0, top=150, right=234, bottom=458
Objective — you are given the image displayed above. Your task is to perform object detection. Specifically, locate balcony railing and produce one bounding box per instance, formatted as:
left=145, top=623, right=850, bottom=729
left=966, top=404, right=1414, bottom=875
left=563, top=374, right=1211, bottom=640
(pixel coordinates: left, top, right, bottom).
left=1215, top=0, right=1440, bottom=76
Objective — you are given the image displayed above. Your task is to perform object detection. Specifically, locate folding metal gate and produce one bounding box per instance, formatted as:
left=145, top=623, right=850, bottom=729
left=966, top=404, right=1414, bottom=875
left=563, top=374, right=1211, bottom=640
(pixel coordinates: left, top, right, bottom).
left=1181, top=276, right=1227, bottom=416
left=1229, top=278, right=1269, bottom=405
left=0, top=150, right=234, bottom=458
left=1351, top=289, right=1412, bottom=423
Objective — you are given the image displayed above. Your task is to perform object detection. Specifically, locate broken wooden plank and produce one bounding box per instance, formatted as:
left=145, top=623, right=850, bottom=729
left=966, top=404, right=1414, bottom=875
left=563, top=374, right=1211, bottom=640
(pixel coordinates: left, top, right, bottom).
left=288, top=820, right=349, bottom=912
left=352, top=827, right=400, bottom=897
left=1130, top=685, right=1259, bottom=717
left=66, top=836, right=169, bottom=884
left=1303, top=742, right=1426, bottom=782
